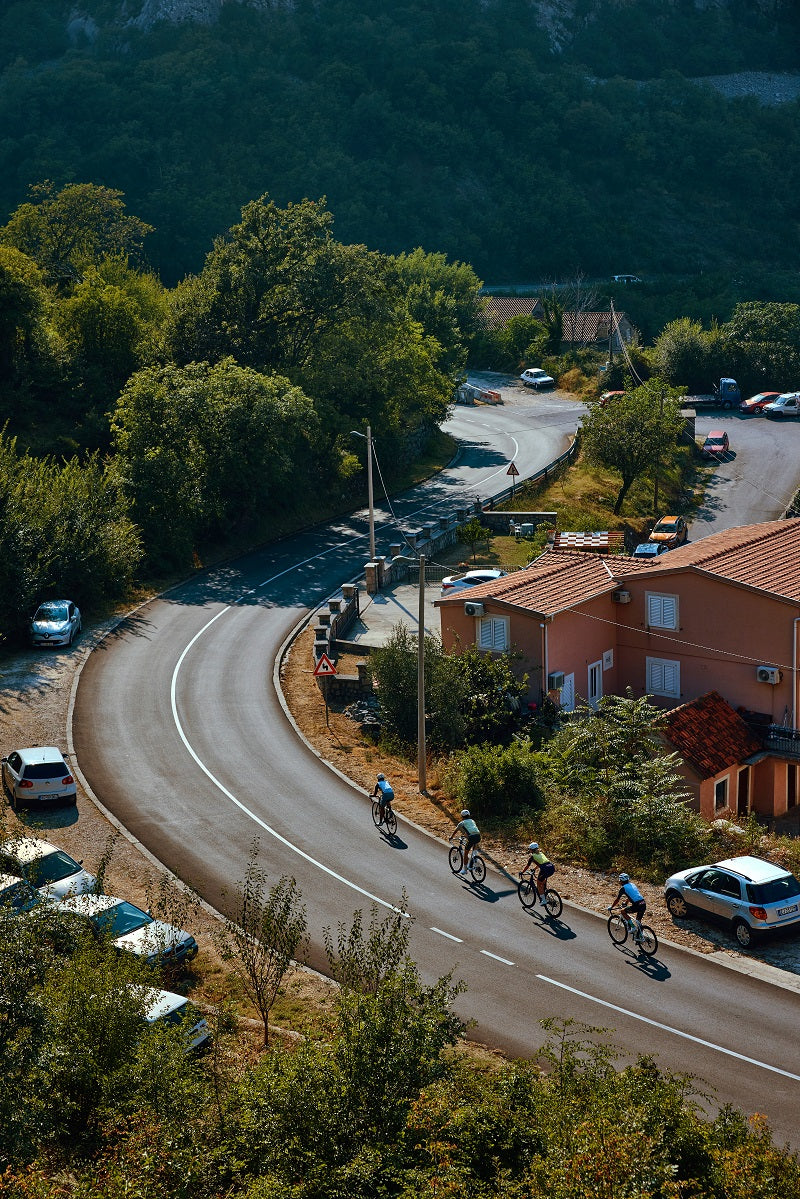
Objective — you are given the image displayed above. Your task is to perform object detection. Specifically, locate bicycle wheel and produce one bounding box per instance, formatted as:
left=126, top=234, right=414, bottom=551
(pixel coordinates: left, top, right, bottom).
left=449, top=845, right=463, bottom=874
left=607, top=913, right=629, bottom=945
left=470, top=853, right=486, bottom=884
left=637, top=925, right=658, bottom=957
left=518, top=877, right=537, bottom=909
left=543, top=888, right=563, bottom=918
left=371, top=801, right=382, bottom=829
left=384, top=807, right=398, bottom=836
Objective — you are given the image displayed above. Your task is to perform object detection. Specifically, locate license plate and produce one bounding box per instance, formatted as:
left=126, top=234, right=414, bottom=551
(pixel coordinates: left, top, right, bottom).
left=777, top=904, right=798, bottom=917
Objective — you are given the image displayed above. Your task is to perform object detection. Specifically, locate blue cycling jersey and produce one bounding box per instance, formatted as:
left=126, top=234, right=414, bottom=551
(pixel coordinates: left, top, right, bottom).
left=622, top=881, right=644, bottom=904
left=376, top=780, right=394, bottom=801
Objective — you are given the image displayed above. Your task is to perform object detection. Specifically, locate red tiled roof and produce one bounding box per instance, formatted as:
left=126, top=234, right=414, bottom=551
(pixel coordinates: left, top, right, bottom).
left=663, top=690, right=763, bottom=779
left=436, top=549, right=649, bottom=616
left=481, top=296, right=632, bottom=342
left=482, top=296, right=542, bottom=326
left=621, top=518, right=800, bottom=603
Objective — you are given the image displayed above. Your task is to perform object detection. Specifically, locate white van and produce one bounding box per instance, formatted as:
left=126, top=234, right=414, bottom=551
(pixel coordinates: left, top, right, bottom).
left=763, top=391, right=800, bottom=418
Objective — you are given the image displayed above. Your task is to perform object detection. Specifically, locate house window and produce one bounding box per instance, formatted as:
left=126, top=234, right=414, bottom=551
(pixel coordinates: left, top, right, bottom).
left=715, top=777, right=729, bottom=810
left=645, top=656, right=680, bottom=698
left=477, top=615, right=509, bottom=652
left=646, top=593, right=678, bottom=630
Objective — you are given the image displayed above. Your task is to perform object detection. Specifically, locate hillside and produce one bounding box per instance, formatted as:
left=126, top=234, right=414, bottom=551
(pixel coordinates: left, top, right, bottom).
left=1, top=0, right=799, bottom=287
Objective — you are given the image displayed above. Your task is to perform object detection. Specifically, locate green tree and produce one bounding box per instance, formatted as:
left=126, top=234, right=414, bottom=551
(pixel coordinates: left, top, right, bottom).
left=580, top=378, right=684, bottom=514
left=0, top=245, right=49, bottom=382
left=443, top=739, right=544, bottom=821
left=0, top=181, right=153, bottom=287
left=393, top=247, right=484, bottom=374
left=457, top=515, right=491, bottom=562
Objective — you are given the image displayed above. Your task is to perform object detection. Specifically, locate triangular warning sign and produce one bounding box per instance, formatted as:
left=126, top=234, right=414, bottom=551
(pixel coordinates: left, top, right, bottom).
left=506, top=462, right=519, bottom=476
left=313, top=652, right=337, bottom=677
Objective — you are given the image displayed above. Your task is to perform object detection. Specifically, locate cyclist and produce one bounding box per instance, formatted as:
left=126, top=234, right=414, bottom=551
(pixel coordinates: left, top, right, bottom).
left=371, top=773, right=394, bottom=819
left=611, top=873, right=646, bottom=939
left=451, top=810, right=481, bottom=876
left=521, top=842, right=555, bottom=905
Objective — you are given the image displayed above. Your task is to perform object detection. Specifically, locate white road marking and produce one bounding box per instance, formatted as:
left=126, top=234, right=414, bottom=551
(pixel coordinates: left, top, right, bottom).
left=431, top=927, right=463, bottom=942
left=481, top=950, right=515, bottom=966
left=538, top=975, right=800, bottom=1082
left=170, top=608, right=409, bottom=917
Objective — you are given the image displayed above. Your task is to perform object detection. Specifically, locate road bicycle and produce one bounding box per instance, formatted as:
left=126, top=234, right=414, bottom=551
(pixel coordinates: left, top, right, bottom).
left=371, top=798, right=397, bottom=836
left=518, top=869, right=563, bottom=918
left=607, top=907, right=658, bottom=957
left=449, top=836, right=486, bottom=884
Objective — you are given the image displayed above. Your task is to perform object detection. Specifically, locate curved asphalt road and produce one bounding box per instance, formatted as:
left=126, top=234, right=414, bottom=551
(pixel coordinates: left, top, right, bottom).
left=73, top=393, right=800, bottom=1145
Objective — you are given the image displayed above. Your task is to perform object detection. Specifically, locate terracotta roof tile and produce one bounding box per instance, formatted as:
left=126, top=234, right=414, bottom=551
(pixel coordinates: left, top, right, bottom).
left=436, top=549, right=646, bottom=616
left=621, top=518, right=800, bottom=603
left=664, top=690, right=763, bottom=779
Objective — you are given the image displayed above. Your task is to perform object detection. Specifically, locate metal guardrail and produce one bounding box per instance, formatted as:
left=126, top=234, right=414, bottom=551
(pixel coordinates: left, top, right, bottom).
left=481, top=437, right=579, bottom=511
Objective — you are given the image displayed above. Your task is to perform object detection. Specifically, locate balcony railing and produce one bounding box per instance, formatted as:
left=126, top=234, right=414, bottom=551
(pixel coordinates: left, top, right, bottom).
left=765, top=725, right=800, bottom=758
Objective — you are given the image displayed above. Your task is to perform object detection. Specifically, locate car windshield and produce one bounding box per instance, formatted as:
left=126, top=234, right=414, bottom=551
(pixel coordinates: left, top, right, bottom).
left=26, top=849, right=80, bottom=886
left=35, top=603, right=68, bottom=622
left=654, top=519, right=677, bottom=532
left=93, top=902, right=151, bottom=937
left=22, top=762, right=68, bottom=780
left=1, top=881, right=37, bottom=912
left=747, top=876, right=800, bottom=905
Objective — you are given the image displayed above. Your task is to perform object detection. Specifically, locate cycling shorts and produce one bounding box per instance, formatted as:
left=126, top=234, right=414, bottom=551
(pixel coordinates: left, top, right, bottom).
left=538, top=861, right=555, bottom=881
left=467, top=832, right=481, bottom=848
left=626, top=900, right=646, bottom=919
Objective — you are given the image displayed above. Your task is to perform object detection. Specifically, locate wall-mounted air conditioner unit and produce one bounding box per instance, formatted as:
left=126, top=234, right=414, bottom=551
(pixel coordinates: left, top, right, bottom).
left=547, top=671, right=565, bottom=691
left=612, top=589, right=631, bottom=604
left=756, top=665, right=781, bottom=684
left=464, top=601, right=485, bottom=618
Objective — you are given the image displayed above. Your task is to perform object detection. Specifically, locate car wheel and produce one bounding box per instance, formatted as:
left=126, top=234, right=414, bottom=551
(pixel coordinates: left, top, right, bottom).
left=721, top=400, right=732, bottom=410
left=733, top=919, right=755, bottom=949
left=666, top=890, right=688, bottom=919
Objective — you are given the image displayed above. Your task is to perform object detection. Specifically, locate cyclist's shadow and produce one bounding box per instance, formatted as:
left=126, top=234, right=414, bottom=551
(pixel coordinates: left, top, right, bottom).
left=379, top=829, right=409, bottom=849
left=524, top=911, right=577, bottom=941
left=461, top=879, right=517, bottom=904
left=614, top=945, right=671, bottom=981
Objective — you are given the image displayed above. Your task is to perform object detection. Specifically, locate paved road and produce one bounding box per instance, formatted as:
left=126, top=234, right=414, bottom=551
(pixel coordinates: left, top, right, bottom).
left=692, top=411, right=800, bottom=536
left=72, top=393, right=800, bottom=1145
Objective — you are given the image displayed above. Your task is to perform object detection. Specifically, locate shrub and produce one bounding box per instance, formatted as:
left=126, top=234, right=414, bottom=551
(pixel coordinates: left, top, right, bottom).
left=443, top=741, right=544, bottom=822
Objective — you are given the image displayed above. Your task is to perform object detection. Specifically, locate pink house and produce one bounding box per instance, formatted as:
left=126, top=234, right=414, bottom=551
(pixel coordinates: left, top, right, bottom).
left=436, top=519, right=800, bottom=819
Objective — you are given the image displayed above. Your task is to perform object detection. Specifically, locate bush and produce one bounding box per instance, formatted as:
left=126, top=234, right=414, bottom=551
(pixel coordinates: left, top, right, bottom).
left=443, top=741, right=544, bottom=823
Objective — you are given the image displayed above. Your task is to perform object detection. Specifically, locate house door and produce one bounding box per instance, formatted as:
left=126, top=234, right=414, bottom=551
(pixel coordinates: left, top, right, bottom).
left=588, top=660, right=603, bottom=708
left=560, top=673, right=575, bottom=713
left=736, top=768, right=749, bottom=817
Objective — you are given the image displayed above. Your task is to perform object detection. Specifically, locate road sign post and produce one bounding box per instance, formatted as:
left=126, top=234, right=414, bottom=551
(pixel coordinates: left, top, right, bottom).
left=313, top=653, right=337, bottom=726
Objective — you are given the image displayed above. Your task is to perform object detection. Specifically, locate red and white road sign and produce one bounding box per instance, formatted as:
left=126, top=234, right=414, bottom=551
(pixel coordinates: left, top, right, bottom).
left=313, top=652, right=337, bottom=677
left=506, top=462, right=519, bottom=476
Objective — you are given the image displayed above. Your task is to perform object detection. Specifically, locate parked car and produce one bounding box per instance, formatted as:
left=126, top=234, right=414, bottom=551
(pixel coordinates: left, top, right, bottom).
left=0, top=836, right=97, bottom=900
left=763, top=391, right=800, bottom=418
left=648, top=515, right=688, bottom=548
left=30, top=600, right=81, bottom=648
left=664, top=855, right=800, bottom=948
left=1, top=747, right=77, bottom=811
left=0, top=871, right=41, bottom=915
left=701, top=430, right=730, bottom=458
left=440, top=568, right=506, bottom=596
left=631, top=541, right=670, bottom=561
left=739, top=391, right=780, bottom=415
left=597, top=390, right=624, bottom=407
left=612, top=274, right=641, bottom=283
left=133, top=985, right=211, bottom=1054
left=53, top=893, right=199, bottom=966
left=520, top=368, right=555, bottom=390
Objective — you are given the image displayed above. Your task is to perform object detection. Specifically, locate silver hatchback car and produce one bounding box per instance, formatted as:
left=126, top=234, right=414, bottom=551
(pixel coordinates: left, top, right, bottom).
left=664, top=855, right=800, bottom=948
left=30, top=599, right=81, bottom=647
left=2, top=747, right=77, bottom=811
left=0, top=837, right=97, bottom=900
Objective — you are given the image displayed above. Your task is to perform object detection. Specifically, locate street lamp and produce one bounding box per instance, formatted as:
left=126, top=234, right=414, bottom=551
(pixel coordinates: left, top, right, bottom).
left=350, top=426, right=376, bottom=562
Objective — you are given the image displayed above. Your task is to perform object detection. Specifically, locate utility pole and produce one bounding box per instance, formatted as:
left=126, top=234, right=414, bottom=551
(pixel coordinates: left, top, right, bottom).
left=366, top=424, right=375, bottom=563
left=417, top=554, right=427, bottom=794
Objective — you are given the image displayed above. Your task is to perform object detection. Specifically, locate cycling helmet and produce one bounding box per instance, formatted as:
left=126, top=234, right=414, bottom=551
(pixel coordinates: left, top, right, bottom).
left=377, top=773, right=385, bottom=781
left=461, top=809, right=470, bottom=818
left=618, top=873, right=630, bottom=884
left=528, top=842, right=539, bottom=851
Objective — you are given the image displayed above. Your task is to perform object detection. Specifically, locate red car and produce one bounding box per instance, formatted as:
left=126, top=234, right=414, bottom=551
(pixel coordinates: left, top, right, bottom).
left=702, top=430, right=730, bottom=458
left=740, top=391, right=780, bottom=415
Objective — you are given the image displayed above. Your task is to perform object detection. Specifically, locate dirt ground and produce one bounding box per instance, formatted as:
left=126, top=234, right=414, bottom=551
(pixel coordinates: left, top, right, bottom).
left=282, top=626, right=800, bottom=980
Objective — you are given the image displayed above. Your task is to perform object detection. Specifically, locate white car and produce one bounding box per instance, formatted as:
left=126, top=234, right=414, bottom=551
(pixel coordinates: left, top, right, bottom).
left=134, top=985, right=211, bottom=1054
left=0, top=870, right=41, bottom=915
left=0, top=836, right=97, bottom=900
left=763, top=391, right=800, bottom=418
left=30, top=599, right=81, bottom=648
left=54, top=893, right=199, bottom=967
left=1, top=746, right=77, bottom=811
left=440, top=568, right=506, bottom=596
left=520, top=368, right=555, bottom=390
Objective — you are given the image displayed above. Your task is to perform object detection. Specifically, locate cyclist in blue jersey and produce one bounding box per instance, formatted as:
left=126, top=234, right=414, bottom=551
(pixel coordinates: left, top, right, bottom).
left=371, top=773, right=394, bottom=815
left=611, top=873, right=646, bottom=939
left=451, top=810, right=481, bottom=876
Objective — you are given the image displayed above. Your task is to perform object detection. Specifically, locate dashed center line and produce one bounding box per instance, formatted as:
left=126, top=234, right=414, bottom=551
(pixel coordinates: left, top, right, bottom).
left=431, top=927, right=463, bottom=942
left=481, top=950, right=515, bottom=966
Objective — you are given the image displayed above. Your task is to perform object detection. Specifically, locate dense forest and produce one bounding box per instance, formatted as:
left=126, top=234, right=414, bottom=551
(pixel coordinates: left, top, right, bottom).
left=1, top=0, right=800, bottom=289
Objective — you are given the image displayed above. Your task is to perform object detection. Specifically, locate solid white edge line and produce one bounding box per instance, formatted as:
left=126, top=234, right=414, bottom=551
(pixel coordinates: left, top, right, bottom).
left=537, top=974, right=800, bottom=1082
left=169, top=606, right=409, bottom=917
left=431, top=927, right=463, bottom=942
left=481, top=950, right=515, bottom=966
